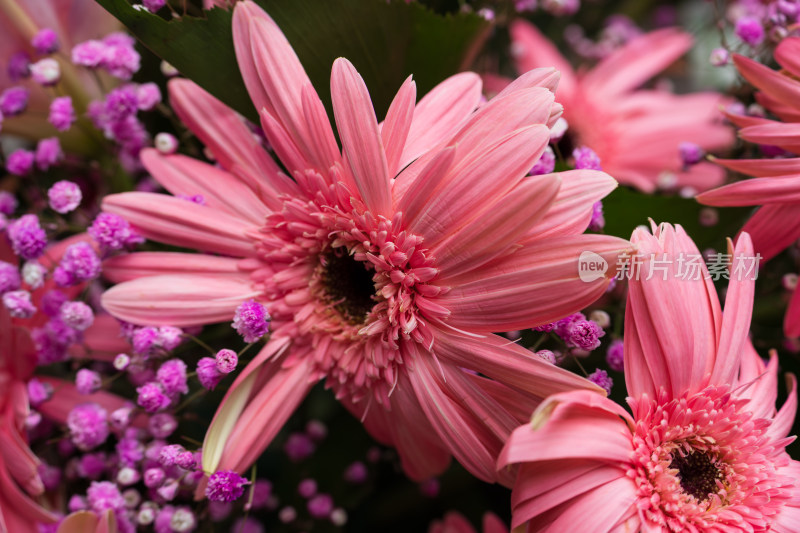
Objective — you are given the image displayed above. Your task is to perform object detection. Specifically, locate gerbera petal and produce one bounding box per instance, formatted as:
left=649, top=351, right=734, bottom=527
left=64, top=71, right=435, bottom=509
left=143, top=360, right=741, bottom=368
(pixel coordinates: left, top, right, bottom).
left=509, top=20, right=577, bottom=105
left=710, top=233, right=756, bottom=387
left=734, top=53, right=800, bottom=111
left=103, top=192, right=258, bottom=258
left=434, top=331, right=605, bottom=402
left=140, top=150, right=270, bottom=224
left=769, top=374, right=797, bottom=441
left=101, top=274, right=258, bottom=327
left=407, top=124, right=550, bottom=248
left=522, top=169, right=618, bottom=240
left=381, top=75, right=416, bottom=178
left=103, top=252, right=243, bottom=283
left=627, top=225, right=722, bottom=398
left=218, top=358, right=315, bottom=472
left=36, top=378, right=135, bottom=425
left=739, top=203, right=800, bottom=262
left=697, top=174, right=800, bottom=207
left=202, top=336, right=292, bottom=473
left=167, top=78, right=282, bottom=183
left=331, top=58, right=392, bottom=216
left=581, top=28, right=692, bottom=97
left=740, top=122, right=800, bottom=152
left=438, top=234, right=630, bottom=332
left=432, top=173, right=560, bottom=278
left=232, top=1, right=272, bottom=117
left=775, top=37, right=800, bottom=77
left=711, top=157, right=800, bottom=177
left=399, top=71, right=482, bottom=169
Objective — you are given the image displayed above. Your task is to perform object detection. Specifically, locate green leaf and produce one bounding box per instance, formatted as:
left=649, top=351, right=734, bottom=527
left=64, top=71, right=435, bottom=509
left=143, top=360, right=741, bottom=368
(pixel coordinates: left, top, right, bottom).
left=602, top=186, right=752, bottom=251
left=94, top=0, right=490, bottom=123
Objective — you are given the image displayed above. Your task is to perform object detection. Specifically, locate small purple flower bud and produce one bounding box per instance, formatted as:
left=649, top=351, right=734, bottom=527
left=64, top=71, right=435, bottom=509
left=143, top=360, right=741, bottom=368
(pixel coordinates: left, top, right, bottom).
left=0, top=191, right=17, bottom=215
left=156, top=479, right=179, bottom=501
left=41, top=290, right=67, bottom=316
left=89, top=212, right=142, bottom=252
left=298, top=478, right=317, bottom=498
left=158, top=444, right=185, bottom=467
left=77, top=452, right=107, bottom=479
left=572, top=146, right=602, bottom=170
left=343, top=461, right=367, bottom=484
left=215, top=349, right=238, bottom=374
left=284, top=432, right=315, bottom=462
left=132, top=326, right=159, bottom=356
left=136, top=82, right=161, bottom=110
left=21, top=261, right=44, bottom=289
left=736, top=16, right=765, bottom=46
left=232, top=299, right=270, bottom=343
left=419, top=478, right=440, bottom=498
left=37, top=138, right=65, bottom=170
left=8, top=52, right=30, bottom=81
left=156, top=359, right=188, bottom=396
left=137, top=382, right=171, bottom=413
left=38, top=462, right=61, bottom=491
left=72, top=40, right=108, bottom=68
left=6, top=149, right=35, bottom=176
left=109, top=406, right=132, bottom=431
left=103, top=43, right=141, bottom=80
left=154, top=132, right=178, bottom=154
left=307, top=494, right=334, bottom=519
left=0, top=87, right=29, bottom=116
left=606, top=339, right=624, bottom=372
left=176, top=450, right=196, bottom=470
left=3, top=290, right=35, bottom=318
left=206, top=470, right=250, bottom=502
left=0, top=261, right=21, bottom=294
left=87, top=481, right=125, bottom=513
left=54, top=242, right=101, bottom=286
left=305, top=419, right=327, bottom=441
left=197, top=357, right=223, bottom=390
left=709, top=47, right=730, bottom=67
left=566, top=319, right=605, bottom=351
left=104, top=86, right=138, bottom=121
left=117, top=466, right=140, bottom=486
left=149, top=413, right=177, bottom=438
left=279, top=506, right=297, bottom=524
left=144, top=467, right=165, bottom=488
left=32, top=29, right=59, bottom=54
left=27, top=378, right=52, bottom=405
left=534, top=349, right=557, bottom=364
left=679, top=141, right=704, bottom=169
left=554, top=312, right=585, bottom=339
left=48, top=96, right=75, bottom=131
left=113, top=352, right=131, bottom=371
left=530, top=145, right=555, bottom=175
left=47, top=180, right=82, bottom=213
left=75, top=368, right=102, bottom=395
left=68, top=494, right=87, bottom=512
left=588, top=368, right=613, bottom=395
left=29, top=58, right=60, bottom=86
left=67, top=403, right=109, bottom=450
left=157, top=326, right=183, bottom=351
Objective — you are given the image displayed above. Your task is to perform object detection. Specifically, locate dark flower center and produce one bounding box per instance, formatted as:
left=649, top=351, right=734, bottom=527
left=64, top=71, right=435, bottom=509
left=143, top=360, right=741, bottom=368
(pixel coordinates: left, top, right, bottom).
left=320, top=250, right=376, bottom=325
left=670, top=450, right=722, bottom=501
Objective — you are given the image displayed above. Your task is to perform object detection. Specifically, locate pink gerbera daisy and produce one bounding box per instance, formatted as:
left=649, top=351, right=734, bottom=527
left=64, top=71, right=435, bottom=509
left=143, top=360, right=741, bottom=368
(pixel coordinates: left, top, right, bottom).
left=499, top=223, right=800, bottom=532
left=101, top=1, right=631, bottom=483
left=490, top=21, right=733, bottom=193
left=698, top=37, right=800, bottom=338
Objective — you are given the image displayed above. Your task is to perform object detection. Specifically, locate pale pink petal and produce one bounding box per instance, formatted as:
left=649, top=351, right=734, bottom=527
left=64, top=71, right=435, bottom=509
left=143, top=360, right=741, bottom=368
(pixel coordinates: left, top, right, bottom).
left=102, top=274, right=258, bottom=326
left=740, top=122, right=800, bottom=152
left=733, top=53, right=800, bottom=112
left=103, top=192, right=257, bottom=258
left=406, top=125, right=550, bottom=249
left=140, top=149, right=270, bottom=224
left=300, top=84, right=342, bottom=174
left=103, top=252, right=242, bottom=283
left=37, top=378, right=136, bottom=425
left=399, top=72, right=482, bottom=169
left=203, top=336, right=291, bottom=473
left=430, top=165, right=560, bottom=279
left=218, top=357, right=315, bottom=472
left=259, top=107, right=313, bottom=179
left=438, top=234, right=631, bottom=332
left=231, top=1, right=273, bottom=115
left=331, top=58, right=392, bottom=216
left=509, top=19, right=577, bottom=105
left=581, top=28, right=692, bottom=98
left=69, top=314, right=129, bottom=361
left=168, top=78, right=284, bottom=186
left=394, top=146, right=457, bottom=225
left=710, top=233, right=755, bottom=386
left=381, top=76, right=416, bottom=178
left=522, top=169, right=618, bottom=240
left=695, top=175, right=800, bottom=206
left=736, top=347, right=777, bottom=420
left=739, top=203, right=800, bottom=262
left=769, top=375, right=797, bottom=440
left=434, top=332, right=605, bottom=403
left=712, top=157, right=800, bottom=177
left=626, top=225, right=722, bottom=399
